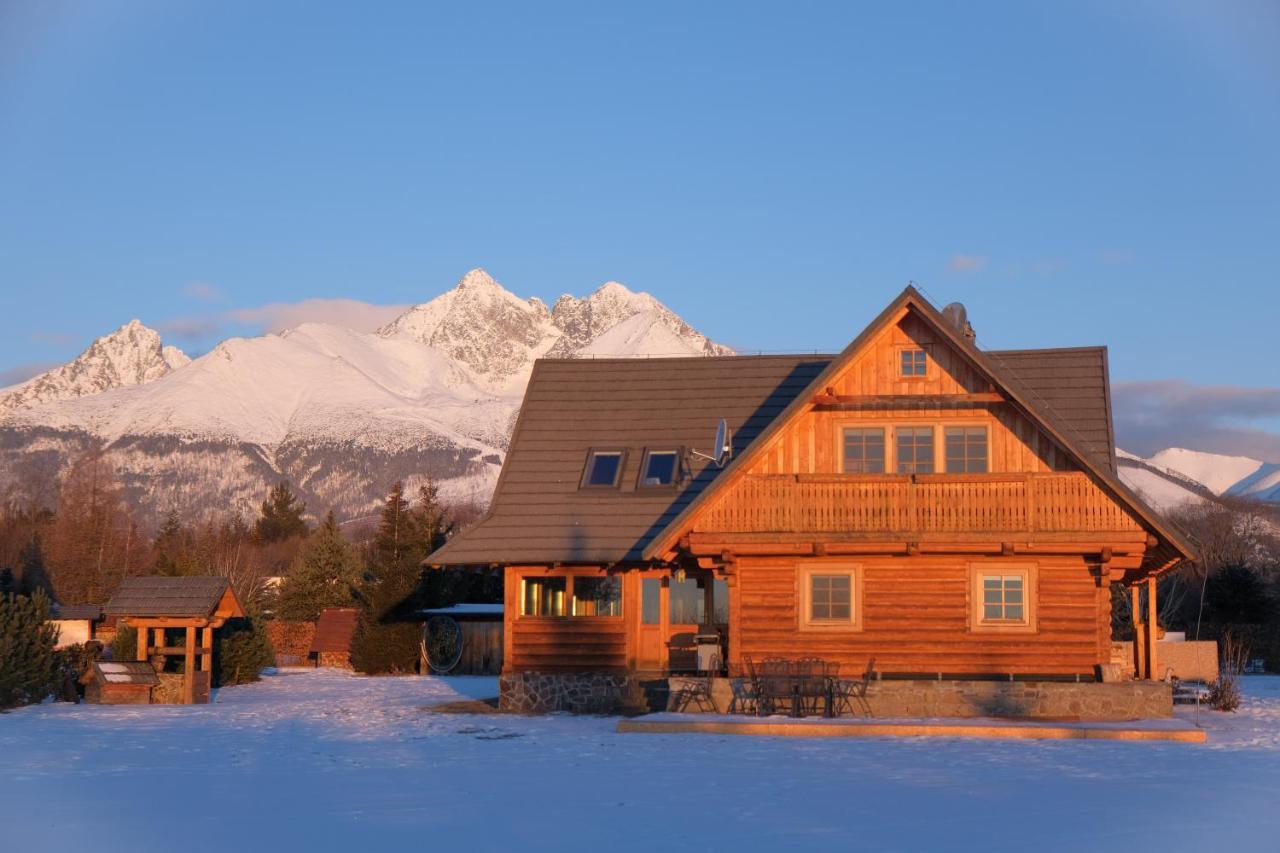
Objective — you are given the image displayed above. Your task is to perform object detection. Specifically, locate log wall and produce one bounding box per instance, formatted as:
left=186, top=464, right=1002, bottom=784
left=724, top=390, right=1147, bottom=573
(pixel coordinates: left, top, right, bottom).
left=733, top=555, right=1111, bottom=676
left=504, top=567, right=629, bottom=673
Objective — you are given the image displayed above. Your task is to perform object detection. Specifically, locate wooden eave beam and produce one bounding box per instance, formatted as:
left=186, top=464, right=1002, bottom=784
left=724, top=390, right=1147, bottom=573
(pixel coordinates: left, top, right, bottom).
left=810, top=392, right=1004, bottom=409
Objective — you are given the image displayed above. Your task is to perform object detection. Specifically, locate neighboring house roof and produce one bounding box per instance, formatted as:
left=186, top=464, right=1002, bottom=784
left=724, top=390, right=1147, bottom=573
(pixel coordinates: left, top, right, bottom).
left=53, top=604, right=104, bottom=621
left=104, top=576, right=237, bottom=618
left=429, top=287, right=1194, bottom=572
left=92, top=661, right=160, bottom=686
left=310, top=608, right=359, bottom=654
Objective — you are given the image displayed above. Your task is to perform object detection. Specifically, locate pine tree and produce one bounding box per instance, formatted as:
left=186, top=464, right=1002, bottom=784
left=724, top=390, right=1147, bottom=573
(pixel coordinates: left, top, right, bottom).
left=19, top=534, right=54, bottom=599
left=350, top=481, right=451, bottom=674
left=0, top=589, right=58, bottom=709
left=274, top=510, right=360, bottom=621
left=216, top=608, right=275, bottom=687
left=254, top=481, right=309, bottom=544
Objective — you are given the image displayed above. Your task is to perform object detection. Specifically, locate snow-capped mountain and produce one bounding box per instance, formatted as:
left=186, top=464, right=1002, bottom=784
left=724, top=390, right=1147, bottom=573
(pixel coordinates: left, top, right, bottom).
left=378, top=269, right=729, bottom=390
left=0, top=270, right=728, bottom=525
left=0, top=320, right=188, bottom=416
left=1117, top=447, right=1280, bottom=512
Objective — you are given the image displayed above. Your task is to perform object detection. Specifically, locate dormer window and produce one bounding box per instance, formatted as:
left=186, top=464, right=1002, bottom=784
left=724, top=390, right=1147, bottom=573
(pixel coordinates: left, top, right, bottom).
left=581, top=450, right=624, bottom=488
left=900, top=348, right=928, bottom=377
left=639, top=449, right=680, bottom=487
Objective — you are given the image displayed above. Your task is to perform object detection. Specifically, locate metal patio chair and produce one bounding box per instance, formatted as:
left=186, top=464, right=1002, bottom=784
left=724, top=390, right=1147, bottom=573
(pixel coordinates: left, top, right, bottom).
left=830, top=657, right=876, bottom=717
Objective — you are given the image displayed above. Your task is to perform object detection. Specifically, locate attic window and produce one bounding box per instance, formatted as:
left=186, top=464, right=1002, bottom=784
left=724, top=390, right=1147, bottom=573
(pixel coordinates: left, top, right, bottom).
left=640, top=450, right=680, bottom=486
left=582, top=450, right=624, bottom=488
left=900, top=349, right=928, bottom=377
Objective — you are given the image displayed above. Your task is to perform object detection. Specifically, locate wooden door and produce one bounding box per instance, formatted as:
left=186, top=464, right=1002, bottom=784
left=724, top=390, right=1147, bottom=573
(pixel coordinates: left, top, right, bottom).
left=636, top=575, right=666, bottom=672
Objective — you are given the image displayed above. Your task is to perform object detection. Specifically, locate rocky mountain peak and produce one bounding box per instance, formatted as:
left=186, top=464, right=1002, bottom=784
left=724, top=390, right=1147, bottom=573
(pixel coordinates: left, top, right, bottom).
left=0, top=320, right=188, bottom=417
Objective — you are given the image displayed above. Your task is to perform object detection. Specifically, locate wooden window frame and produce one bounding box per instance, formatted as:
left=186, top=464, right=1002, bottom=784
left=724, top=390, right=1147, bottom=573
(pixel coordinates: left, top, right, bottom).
left=832, top=419, right=994, bottom=475
left=943, top=424, right=991, bottom=474
left=637, top=447, right=683, bottom=489
left=967, top=562, right=1038, bottom=634
left=895, top=345, right=932, bottom=381
left=797, top=562, right=863, bottom=632
left=893, top=424, right=937, bottom=475
left=840, top=427, right=888, bottom=475
left=579, top=448, right=628, bottom=489
left=517, top=568, right=625, bottom=621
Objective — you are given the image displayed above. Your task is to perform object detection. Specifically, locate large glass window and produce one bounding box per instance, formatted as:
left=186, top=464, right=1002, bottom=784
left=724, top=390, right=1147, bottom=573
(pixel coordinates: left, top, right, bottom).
left=809, top=574, right=852, bottom=622
left=582, top=450, right=623, bottom=487
left=945, top=426, right=989, bottom=473
left=896, top=426, right=935, bottom=473
left=669, top=577, right=729, bottom=625
left=843, top=428, right=886, bottom=474
left=641, top=578, right=661, bottom=624
left=981, top=575, right=1025, bottom=623
left=522, top=577, right=566, bottom=616
left=571, top=576, right=622, bottom=616
left=640, top=450, right=679, bottom=486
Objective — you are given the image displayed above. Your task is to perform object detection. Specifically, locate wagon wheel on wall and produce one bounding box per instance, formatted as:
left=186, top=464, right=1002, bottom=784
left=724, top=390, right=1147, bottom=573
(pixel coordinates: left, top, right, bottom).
left=422, top=615, right=464, bottom=673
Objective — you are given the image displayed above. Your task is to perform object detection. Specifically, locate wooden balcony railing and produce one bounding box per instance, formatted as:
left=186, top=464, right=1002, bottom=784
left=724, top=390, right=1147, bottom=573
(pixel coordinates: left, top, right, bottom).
left=694, top=472, right=1141, bottom=536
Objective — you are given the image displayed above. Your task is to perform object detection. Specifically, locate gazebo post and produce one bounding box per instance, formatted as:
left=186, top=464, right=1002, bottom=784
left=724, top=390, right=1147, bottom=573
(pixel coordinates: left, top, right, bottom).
left=135, top=620, right=148, bottom=662
left=183, top=625, right=196, bottom=704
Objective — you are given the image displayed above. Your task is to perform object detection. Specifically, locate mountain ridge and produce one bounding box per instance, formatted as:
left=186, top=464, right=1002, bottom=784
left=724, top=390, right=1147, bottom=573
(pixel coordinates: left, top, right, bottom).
left=0, top=269, right=729, bottom=526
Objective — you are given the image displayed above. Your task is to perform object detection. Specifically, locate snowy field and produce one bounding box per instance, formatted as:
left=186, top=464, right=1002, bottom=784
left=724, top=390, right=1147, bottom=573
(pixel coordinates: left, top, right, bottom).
left=3, top=671, right=1279, bottom=853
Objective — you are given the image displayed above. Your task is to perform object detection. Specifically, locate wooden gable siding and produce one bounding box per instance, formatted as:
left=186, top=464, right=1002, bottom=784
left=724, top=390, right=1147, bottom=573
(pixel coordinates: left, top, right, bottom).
left=732, top=555, right=1111, bottom=676
left=748, top=312, right=1072, bottom=476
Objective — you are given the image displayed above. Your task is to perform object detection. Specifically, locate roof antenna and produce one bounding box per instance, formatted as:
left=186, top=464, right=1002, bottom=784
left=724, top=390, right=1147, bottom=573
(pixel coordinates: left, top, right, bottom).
left=690, top=418, right=733, bottom=468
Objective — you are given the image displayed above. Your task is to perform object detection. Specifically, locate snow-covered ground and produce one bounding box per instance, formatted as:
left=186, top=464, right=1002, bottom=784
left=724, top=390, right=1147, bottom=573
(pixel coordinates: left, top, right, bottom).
left=3, top=670, right=1279, bottom=853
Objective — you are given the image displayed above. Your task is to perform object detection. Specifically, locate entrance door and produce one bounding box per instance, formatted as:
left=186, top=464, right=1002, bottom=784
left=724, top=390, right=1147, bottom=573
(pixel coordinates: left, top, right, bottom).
left=636, top=576, right=666, bottom=672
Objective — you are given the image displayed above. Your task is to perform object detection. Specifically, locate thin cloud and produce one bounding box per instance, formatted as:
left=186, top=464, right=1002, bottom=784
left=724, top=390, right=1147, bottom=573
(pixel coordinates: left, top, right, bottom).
left=159, top=298, right=412, bottom=343
left=1113, top=379, right=1280, bottom=461
left=1099, top=249, right=1137, bottom=265
left=947, top=254, right=988, bottom=273
left=28, top=330, right=75, bottom=346
left=183, top=281, right=223, bottom=302
left=0, top=361, right=58, bottom=386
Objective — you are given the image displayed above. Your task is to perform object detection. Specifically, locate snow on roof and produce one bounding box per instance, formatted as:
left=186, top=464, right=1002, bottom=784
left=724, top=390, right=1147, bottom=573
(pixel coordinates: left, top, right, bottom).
left=420, top=603, right=503, bottom=616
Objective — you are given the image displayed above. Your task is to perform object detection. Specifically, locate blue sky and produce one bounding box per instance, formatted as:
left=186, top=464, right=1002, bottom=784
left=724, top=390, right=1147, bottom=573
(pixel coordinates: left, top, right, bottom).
left=2, top=2, right=1278, bottom=456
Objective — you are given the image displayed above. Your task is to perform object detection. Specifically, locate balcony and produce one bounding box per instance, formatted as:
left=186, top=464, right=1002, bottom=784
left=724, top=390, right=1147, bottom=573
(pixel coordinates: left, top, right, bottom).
left=693, top=472, right=1143, bottom=538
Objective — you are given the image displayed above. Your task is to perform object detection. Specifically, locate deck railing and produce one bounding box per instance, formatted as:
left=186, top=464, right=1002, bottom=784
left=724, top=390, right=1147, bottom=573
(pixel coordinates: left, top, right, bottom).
left=695, top=472, right=1140, bottom=535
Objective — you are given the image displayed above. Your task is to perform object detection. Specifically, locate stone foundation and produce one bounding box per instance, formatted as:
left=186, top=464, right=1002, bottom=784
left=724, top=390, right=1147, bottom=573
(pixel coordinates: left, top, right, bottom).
left=669, top=677, right=1173, bottom=721
left=500, top=672, right=653, bottom=714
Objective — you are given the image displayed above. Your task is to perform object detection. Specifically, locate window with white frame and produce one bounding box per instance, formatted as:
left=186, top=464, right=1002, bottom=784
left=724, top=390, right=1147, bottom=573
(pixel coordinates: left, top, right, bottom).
left=799, top=565, right=861, bottom=630
left=970, top=564, right=1036, bottom=632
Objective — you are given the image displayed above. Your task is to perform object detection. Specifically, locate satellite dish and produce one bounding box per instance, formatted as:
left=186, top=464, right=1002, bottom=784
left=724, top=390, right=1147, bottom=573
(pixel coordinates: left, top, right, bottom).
left=691, top=418, right=733, bottom=468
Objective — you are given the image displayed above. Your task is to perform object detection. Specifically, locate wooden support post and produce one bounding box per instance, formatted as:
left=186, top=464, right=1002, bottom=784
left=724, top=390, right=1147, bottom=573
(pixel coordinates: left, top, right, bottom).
left=183, top=626, right=196, bottom=704
left=135, top=621, right=148, bottom=662
left=1146, top=577, right=1159, bottom=681
left=702, top=578, right=715, bottom=628
left=199, top=627, right=212, bottom=672
left=1130, top=586, right=1144, bottom=679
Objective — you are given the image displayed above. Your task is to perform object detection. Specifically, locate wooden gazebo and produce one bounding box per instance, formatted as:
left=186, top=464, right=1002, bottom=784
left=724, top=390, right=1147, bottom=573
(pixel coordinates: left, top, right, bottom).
left=104, top=576, right=246, bottom=704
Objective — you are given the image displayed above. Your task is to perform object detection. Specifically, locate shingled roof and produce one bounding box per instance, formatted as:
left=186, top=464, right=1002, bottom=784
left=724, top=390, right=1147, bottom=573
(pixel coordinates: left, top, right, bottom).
left=310, top=608, right=359, bottom=654
left=429, top=287, right=1193, bottom=570
left=104, top=576, right=232, bottom=618
left=429, top=354, right=828, bottom=565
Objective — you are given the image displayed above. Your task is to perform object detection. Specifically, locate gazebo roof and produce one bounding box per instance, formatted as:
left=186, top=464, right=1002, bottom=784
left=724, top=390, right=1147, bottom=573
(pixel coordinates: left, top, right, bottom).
left=105, top=576, right=242, bottom=618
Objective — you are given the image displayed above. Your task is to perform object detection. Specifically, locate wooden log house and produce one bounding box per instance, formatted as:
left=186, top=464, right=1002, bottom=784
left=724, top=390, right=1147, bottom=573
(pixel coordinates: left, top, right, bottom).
left=103, top=576, right=246, bottom=704
left=427, top=287, right=1195, bottom=716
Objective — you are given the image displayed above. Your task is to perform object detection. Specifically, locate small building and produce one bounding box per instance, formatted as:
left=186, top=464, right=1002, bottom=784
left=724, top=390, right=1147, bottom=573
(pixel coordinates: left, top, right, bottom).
left=421, top=604, right=504, bottom=675
left=49, top=604, right=103, bottom=649
left=428, top=286, right=1197, bottom=719
left=309, top=607, right=358, bottom=668
left=104, top=576, right=246, bottom=704
left=82, top=661, right=159, bottom=705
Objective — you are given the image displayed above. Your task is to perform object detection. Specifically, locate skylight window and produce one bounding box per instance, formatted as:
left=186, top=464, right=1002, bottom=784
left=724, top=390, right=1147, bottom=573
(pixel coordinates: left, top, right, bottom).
left=582, top=450, right=624, bottom=488
left=640, top=450, right=679, bottom=486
